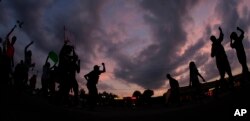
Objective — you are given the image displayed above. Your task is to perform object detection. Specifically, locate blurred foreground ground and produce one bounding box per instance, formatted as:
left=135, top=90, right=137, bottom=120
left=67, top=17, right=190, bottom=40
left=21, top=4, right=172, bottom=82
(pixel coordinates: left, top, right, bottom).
left=1, top=82, right=249, bottom=121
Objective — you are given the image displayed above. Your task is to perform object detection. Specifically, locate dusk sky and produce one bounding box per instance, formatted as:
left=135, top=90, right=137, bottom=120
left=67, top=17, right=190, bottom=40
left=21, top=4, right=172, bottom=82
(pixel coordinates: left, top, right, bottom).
left=0, top=0, right=250, bottom=97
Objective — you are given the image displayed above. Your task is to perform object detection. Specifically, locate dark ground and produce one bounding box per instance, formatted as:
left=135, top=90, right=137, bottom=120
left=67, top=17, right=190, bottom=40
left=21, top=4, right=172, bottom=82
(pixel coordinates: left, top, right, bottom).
left=1, top=82, right=250, bottom=121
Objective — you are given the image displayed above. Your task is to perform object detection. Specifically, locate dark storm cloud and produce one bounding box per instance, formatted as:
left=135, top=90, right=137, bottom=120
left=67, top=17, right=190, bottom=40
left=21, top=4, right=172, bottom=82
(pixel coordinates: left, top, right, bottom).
left=215, top=0, right=250, bottom=33
left=1, top=0, right=104, bottom=70
left=169, top=25, right=212, bottom=83
left=7, top=0, right=53, bottom=52
left=112, top=0, right=200, bottom=89
left=208, top=0, right=250, bottom=76
left=0, top=1, right=10, bottom=25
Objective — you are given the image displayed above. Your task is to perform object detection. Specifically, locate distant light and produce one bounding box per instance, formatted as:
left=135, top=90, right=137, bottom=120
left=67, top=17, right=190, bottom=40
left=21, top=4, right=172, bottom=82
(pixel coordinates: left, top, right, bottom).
left=114, top=97, right=123, bottom=100
left=131, top=97, right=136, bottom=100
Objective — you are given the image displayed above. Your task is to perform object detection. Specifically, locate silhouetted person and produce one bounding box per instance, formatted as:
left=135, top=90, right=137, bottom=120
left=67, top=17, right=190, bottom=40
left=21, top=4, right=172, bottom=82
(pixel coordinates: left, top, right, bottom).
left=66, top=47, right=80, bottom=106
left=23, top=41, right=35, bottom=87
left=1, top=26, right=17, bottom=87
left=210, top=27, right=234, bottom=88
left=1, top=46, right=11, bottom=87
left=189, top=61, right=206, bottom=100
left=84, top=63, right=106, bottom=109
left=56, top=43, right=73, bottom=105
left=166, top=74, right=180, bottom=105
left=25, top=41, right=35, bottom=68
left=4, top=25, right=17, bottom=68
left=41, top=61, right=51, bottom=96
left=230, top=27, right=249, bottom=81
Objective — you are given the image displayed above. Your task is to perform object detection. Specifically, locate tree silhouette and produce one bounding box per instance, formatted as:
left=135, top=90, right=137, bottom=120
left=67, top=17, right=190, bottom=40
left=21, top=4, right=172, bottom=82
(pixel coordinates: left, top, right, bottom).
left=132, top=90, right=142, bottom=98
left=143, top=89, right=154, bottom=97
left=142, top=89, right=154, bottom=105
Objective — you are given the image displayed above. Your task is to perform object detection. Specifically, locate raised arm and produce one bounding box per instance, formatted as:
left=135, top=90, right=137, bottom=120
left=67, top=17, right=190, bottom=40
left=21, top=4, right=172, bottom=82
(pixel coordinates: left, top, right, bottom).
left=237, top=27, right=244, bottom=40
left=101, top=63, right=106, bottom=73
left=84, top=73, right=89, bottom=81
left=5, top=25, right=17, bottom=40
left=25, top=41, right=34, bottom=52
left=218, top=27, right=224, bottom=42
left=198, top=72, right=206, bottom=82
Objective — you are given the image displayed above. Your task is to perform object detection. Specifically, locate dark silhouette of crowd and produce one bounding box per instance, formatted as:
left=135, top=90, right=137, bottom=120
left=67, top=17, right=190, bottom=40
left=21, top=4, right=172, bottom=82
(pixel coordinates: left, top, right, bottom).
left=1, top=21, right=249, bottom=111
left=166, top=26, right=249, bottom=105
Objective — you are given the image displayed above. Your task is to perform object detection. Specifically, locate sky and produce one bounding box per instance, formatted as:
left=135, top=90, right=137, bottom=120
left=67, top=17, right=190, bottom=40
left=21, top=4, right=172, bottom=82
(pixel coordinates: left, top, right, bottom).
left=0, top=0, right=250, bottom=97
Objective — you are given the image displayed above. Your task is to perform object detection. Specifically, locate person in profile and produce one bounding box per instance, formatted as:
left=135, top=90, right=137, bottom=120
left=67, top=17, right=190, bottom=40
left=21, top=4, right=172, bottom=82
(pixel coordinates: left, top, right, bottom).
left=210, top=27, right=234, bottom=88
left=84, top=63, right=106, bottom=110
left=189, top=61, right=206, bottom=100
left=166, top=74, right=180, bottom=105
left=230, top=27, right=249, bottom=81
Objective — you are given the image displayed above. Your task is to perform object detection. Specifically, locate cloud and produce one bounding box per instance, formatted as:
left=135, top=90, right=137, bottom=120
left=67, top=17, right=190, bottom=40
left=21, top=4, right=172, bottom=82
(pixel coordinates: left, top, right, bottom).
left=1, top=0, right=250, bottom=96
left=1, top=0, right=105, bottom=71
left=110, top=0, right=200, bottom=89
left=213, top=0, right=250, bottom=73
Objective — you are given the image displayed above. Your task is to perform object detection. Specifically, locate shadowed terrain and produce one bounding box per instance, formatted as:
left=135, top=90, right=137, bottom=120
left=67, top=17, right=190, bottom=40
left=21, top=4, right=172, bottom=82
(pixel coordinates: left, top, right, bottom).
left=1, top=79, right=249, bottom=121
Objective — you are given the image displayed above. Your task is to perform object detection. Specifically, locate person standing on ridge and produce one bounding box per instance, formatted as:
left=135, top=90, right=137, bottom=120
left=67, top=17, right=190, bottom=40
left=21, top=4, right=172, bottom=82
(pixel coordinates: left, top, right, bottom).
left=210, top=26, right=234, bottom=89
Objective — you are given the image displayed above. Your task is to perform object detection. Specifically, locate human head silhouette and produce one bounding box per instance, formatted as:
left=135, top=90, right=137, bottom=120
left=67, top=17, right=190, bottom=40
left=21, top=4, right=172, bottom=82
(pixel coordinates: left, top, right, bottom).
left=166, top=74, right=171, bottom=79
left=94, top=65, right=100, bottom=71
left=230, top=32, right=237, bottom=40
left=210, top=35, right=216, bottom=43
left=189, top=61, right=196, bottom=69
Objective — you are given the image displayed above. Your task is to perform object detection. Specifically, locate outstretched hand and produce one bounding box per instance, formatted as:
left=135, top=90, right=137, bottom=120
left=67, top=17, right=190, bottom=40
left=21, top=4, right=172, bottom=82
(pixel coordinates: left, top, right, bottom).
left=236, top=26, right=241, bottom=30
left=218, top=26, right=222, bottom=31
left=101, top=62, right=105, bottom=66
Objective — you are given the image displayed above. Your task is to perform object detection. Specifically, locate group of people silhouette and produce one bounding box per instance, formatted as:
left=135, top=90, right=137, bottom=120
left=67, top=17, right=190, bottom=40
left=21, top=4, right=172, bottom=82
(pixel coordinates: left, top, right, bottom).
left=166, top=26, right=249, bottom=105
left=0, top=22, right=106, bottom=109
left=0, top=22, right=249, bottom=109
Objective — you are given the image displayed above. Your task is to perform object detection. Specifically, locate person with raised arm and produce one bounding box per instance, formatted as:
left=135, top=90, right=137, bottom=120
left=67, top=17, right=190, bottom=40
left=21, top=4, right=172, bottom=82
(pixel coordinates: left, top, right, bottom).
left=230, top=27, right=249, bottom=79
left=210, top=26, right=234, bottom=89
left=84, top=63, right=106, bottom=110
